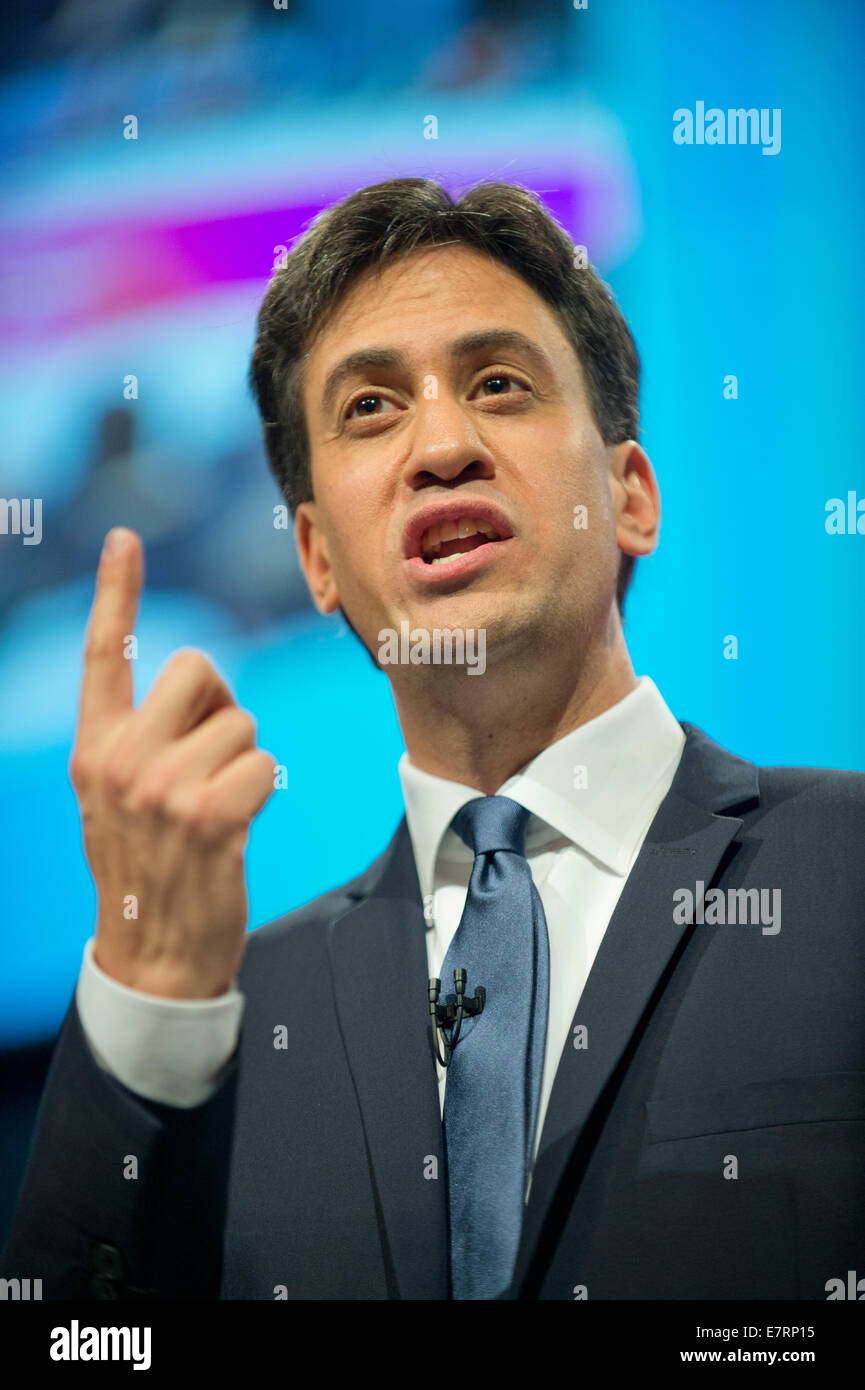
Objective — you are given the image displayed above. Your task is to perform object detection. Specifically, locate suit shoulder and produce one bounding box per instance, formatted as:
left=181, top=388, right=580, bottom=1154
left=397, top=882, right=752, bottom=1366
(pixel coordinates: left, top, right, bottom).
left=244, top=878, right=360, bottom=955
left=757, top=762, right=865, bottom=798
left=754, top=762, right=865, bottom=825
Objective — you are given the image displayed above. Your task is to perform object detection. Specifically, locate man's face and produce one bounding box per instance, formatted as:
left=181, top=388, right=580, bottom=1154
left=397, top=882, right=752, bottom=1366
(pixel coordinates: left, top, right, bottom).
left=297, top=243, right=648, bottom=670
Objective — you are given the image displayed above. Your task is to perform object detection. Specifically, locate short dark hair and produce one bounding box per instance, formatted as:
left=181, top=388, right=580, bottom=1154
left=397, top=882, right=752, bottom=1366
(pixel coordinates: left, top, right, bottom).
left=249, top=178, right=640, bottom=614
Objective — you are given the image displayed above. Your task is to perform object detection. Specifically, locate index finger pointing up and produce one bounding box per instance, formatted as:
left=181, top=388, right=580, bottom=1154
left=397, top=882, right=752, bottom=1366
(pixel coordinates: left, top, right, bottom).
left=78, top=528, right=144, bottom=740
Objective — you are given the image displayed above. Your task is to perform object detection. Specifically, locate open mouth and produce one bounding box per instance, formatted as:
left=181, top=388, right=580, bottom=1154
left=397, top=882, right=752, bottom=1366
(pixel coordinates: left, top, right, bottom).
left=420, top=516, right=503, bottom=566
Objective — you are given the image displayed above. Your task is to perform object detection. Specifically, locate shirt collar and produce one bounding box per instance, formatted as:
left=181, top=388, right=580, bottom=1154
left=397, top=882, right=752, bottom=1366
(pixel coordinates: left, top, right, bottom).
left=397, top=675, right=686, bottom=901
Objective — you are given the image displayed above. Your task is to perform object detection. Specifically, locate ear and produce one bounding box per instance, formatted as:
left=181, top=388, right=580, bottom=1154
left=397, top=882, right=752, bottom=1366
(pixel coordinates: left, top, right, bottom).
left=608, top=441, right=661, bottom=559
left=295, top=501, right=341, bottom=614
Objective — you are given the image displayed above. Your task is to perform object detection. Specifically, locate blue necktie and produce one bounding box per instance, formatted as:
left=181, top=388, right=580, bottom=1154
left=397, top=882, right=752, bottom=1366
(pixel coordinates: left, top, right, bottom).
left=439, top=795, right=550, bottom=1299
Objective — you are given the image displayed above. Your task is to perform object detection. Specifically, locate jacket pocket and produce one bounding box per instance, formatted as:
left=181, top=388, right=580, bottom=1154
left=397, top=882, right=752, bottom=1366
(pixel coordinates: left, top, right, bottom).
left=646, top=1071, right=865, bottom=1143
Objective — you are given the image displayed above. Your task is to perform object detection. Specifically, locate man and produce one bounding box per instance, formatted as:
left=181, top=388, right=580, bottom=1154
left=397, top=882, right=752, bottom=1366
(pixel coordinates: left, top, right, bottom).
left=3, top=179, right=864, bottom=1300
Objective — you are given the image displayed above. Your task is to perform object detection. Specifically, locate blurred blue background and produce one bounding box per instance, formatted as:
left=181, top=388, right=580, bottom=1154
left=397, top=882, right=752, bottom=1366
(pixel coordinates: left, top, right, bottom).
left=1, top=0, right=864, bottom=1222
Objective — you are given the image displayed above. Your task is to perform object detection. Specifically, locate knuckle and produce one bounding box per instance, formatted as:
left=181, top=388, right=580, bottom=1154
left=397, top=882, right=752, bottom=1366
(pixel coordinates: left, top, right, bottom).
left=251, top=752, right=276, bottom=795
left=166, top=787, right=206, bottom=831
left=258, top=750, right=277, bottom=781
left=168, top=787, right=234, bottom=839
left=69, top=748, right=92, bottom=789
left=130, top=772, right=169, bottom=813
left=230, top=708, right=257, bottom=742
left=102, top=754, right=136, bottom=795
left=171, top=647, right=213, bottom=681
left=84, top=631, right=119, bottom=664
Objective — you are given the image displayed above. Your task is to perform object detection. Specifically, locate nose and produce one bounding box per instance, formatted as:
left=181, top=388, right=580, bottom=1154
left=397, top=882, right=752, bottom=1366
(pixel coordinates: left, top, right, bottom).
left=402, top=393, right=496, bottom=491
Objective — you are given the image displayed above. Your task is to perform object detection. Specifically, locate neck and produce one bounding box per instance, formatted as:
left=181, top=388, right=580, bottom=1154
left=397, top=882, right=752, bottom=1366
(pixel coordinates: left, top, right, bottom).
left=391, top=623, right=638, bottom=795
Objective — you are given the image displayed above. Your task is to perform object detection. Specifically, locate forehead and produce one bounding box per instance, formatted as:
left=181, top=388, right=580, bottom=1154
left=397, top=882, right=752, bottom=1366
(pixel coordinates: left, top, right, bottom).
left=303, top=243, right=580, bottom=394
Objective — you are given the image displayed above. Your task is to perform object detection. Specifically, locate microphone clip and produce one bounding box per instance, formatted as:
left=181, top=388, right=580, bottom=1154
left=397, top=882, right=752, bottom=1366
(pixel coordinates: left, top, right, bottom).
left=428, top=969, right=486, bottom=1069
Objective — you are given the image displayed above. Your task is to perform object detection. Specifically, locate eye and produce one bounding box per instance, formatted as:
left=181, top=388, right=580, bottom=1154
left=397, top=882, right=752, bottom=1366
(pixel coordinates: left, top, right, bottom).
left=344, top=393, right=397, bottom=419
left=475, top=373, right=529, bottom=397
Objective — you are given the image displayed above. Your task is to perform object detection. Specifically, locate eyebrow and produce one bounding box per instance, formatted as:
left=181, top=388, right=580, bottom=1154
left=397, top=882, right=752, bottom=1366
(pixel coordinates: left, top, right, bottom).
left=319, top=329, right=555, bottom=418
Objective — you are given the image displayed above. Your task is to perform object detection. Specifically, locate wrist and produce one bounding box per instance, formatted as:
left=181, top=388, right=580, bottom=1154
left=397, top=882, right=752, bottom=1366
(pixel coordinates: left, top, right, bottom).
left=92, top=943, right=233, bottom=1000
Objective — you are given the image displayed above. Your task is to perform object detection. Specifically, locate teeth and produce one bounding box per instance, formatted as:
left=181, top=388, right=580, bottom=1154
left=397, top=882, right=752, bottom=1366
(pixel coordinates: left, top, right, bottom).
left=420, top=515, right=500, bottom=559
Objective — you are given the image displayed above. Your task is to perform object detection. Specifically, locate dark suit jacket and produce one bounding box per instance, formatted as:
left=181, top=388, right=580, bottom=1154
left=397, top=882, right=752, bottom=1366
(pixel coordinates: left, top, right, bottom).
left=3, top=722, right=865, bottom=1299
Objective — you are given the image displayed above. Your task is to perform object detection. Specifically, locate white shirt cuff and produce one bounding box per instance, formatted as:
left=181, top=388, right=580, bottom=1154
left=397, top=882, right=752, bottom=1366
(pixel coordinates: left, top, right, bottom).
left=75, top=937, right=245, bottom=1109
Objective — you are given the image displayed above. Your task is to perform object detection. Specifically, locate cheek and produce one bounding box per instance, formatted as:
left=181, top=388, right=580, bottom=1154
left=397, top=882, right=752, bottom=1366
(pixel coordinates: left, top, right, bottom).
left=541, top=448, right=608, bottom=534
left=325, top=515, right=390, bottom=609
left=318, top=461, right=404, bottom=580
left=328, top=529, right=371, bottom=588
left=317, top=475, right=381, bottom=567
left=538, top=451, right=616, bottom=581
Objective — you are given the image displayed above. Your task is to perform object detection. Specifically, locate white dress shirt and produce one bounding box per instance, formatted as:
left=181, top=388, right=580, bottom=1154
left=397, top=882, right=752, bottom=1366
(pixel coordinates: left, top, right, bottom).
left=76, top=675, right=685, bottom=1198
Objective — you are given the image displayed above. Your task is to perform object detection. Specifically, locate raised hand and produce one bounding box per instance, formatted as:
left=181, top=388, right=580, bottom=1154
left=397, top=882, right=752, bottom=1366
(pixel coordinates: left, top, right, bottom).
left=69, top=528, right=277, bottom=998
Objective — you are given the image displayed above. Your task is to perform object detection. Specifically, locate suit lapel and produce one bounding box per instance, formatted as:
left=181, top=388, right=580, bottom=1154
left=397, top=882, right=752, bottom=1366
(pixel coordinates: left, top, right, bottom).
left=509, top=722, right=760, bottom=1297
left=324, top=722, right=759, bottom=1301
left=327, top=822, right=449, bottom=1300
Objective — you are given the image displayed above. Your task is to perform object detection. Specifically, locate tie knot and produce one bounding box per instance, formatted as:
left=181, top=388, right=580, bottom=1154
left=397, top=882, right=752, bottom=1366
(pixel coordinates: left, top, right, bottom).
left=451, top=795, right=531, bottom=859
